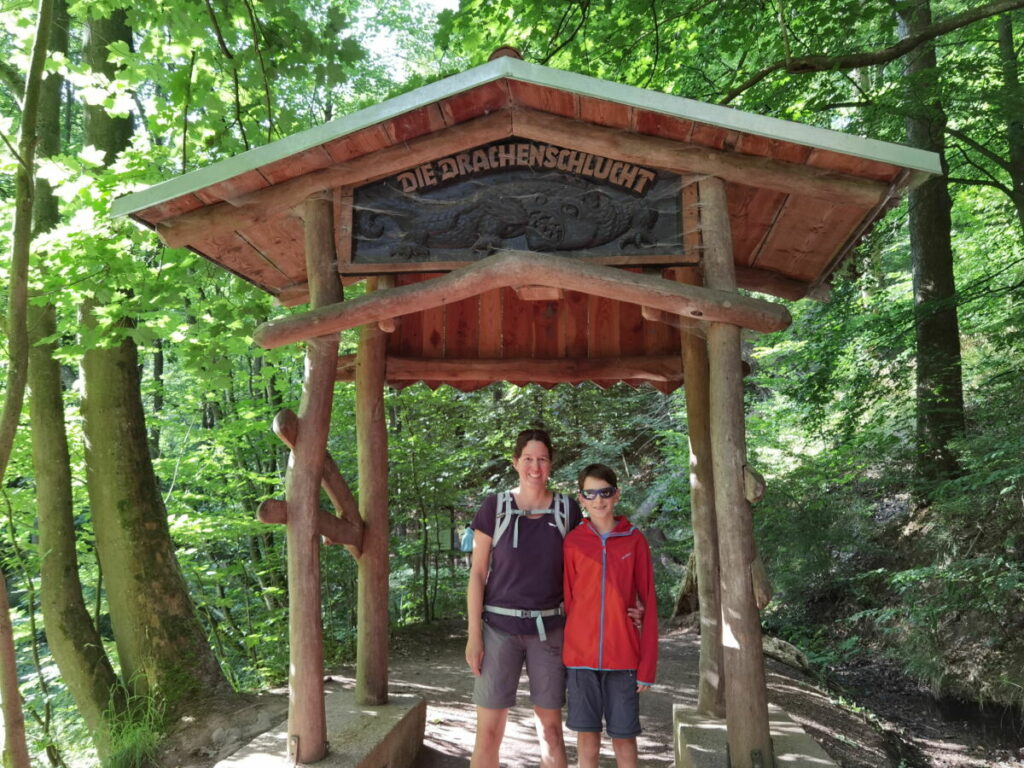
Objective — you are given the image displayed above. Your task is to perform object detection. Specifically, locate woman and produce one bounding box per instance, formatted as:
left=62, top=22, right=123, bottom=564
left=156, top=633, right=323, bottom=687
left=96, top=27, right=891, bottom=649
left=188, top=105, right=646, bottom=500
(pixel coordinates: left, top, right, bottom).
left=465, top=428, right=582, bottom=768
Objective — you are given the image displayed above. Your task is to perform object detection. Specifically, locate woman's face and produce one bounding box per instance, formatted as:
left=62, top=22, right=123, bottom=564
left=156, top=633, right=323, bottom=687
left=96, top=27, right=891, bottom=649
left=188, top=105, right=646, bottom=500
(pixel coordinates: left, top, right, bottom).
left=513, top=440, right=551, bottom=489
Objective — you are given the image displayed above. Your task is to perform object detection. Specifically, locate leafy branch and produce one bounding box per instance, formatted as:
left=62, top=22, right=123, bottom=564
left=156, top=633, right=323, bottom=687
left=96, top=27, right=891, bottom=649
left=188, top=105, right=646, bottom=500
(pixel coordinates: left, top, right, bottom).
left=720, top=0, right=1024, bottom=103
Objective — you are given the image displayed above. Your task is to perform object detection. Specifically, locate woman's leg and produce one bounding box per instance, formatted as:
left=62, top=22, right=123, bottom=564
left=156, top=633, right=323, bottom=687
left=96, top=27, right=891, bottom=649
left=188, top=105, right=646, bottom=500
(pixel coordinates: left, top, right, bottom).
left=472, top=707, right=508, bottom=768
left=575, top=731, right=601, bottom=768
left=534, top=705, right=568, bottom=768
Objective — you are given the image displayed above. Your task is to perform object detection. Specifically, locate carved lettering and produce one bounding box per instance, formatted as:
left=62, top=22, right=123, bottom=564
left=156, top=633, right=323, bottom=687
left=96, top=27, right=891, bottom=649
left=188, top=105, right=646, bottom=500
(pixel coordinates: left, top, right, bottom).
left=386, top=141, right=662, bottom=197
left=439, top=157, right=458, bottom=181
left=397, top=171, right=418, bottom=193
left=633, top=168, right=656, bottom=194
left=471, top=149, right=489, bottom=173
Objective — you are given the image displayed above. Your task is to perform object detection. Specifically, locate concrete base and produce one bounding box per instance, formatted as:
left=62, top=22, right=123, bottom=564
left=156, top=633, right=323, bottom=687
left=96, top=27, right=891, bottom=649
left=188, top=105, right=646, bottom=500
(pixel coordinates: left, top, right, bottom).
left=674, top=703, right=836, bottom=768
left=215, top=686, right=426, bottom=767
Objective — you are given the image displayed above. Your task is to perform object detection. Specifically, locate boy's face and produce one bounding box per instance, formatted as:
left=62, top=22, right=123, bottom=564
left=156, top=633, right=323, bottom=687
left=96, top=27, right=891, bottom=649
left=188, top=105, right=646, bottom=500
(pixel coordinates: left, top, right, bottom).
left=578, top=476, right=620, bottom=518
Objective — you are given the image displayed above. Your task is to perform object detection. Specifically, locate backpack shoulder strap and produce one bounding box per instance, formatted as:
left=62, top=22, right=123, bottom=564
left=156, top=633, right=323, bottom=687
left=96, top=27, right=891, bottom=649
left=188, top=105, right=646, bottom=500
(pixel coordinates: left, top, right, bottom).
left=552, top=493, right=569, bottom=539
left=491, top=491, right=515, bottom=549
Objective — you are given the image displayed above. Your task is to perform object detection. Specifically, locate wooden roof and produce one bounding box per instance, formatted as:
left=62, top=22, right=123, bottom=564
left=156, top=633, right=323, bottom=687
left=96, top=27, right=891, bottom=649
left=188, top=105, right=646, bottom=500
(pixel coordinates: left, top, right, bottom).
left=112, top=56, right=940, bottom=393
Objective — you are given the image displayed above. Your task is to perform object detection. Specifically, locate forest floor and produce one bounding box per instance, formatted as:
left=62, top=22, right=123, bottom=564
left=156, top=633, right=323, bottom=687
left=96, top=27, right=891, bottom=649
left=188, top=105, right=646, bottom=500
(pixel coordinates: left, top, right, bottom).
left=164, top=619, right=1023, bottom=768
left=380, top=618, right=1023, bottom=768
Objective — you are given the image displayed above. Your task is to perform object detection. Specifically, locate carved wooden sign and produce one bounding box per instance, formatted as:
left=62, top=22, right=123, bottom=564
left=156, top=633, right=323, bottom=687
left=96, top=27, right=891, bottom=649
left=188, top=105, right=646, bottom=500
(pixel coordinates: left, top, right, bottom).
left=348, top=139, right=682, bottom=269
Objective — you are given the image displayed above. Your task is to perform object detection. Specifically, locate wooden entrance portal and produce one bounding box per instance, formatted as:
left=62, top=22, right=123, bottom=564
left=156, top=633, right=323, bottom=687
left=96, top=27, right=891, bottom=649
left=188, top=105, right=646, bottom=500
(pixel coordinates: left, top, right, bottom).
left=114, top=52, right=940, bottom=768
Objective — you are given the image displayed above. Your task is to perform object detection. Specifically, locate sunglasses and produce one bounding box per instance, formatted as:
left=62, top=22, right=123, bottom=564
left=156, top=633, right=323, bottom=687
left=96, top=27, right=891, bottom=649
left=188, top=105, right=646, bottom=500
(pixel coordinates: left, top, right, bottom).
left=579, top=487, right=617, bottom=500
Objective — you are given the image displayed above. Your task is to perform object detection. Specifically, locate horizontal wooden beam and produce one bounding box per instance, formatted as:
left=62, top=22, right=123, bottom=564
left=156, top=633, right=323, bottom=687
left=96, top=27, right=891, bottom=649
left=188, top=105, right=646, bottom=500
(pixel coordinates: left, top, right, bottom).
left=274, top=276, right=364, bottom=308
left=734, top=265, right=818, bottom=301
left=272, top=408, right=363, bottom=556
left=254, top=249, right=791, bottom=349
left=156, top=111, right=514, bottom=249
left=336, top=354, right=683, bottom=384
left=512, top=109, right=889, bottom=209
left=257, top=499, right=362, bottom=549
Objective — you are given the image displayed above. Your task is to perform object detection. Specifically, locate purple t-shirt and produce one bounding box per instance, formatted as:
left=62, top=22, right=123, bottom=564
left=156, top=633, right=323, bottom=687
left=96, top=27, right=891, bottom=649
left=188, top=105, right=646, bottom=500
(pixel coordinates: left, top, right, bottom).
left=472, top=491, right=583, bottom=635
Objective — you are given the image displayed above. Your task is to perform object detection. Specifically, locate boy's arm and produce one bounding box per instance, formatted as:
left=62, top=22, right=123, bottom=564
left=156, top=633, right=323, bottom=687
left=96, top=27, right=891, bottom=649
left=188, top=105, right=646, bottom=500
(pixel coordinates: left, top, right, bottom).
left=636, top=533, right=658, bottom=687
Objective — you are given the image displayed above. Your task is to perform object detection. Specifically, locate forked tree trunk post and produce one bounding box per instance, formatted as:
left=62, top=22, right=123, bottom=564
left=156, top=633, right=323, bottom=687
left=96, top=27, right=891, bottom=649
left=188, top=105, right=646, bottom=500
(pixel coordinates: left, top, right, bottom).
left=677, top=187, right=726, bottom=716
left=699, top=176, right=774, bottom=766
left=286, top=195, right=343, bottom=763
left=355, top=276, right=392, bottom=705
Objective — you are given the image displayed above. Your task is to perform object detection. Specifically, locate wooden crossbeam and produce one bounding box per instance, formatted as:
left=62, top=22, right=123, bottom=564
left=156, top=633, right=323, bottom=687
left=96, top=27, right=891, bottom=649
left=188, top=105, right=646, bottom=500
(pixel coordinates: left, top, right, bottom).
left=336, top=354, right=683, bottom=384
left=511, top=109, right=888, bottom=209
left=253, top=249, right=791, bottom=349
left=257, top=499, right=361, bottom=549
left=271, top=408, right=363, bottom=556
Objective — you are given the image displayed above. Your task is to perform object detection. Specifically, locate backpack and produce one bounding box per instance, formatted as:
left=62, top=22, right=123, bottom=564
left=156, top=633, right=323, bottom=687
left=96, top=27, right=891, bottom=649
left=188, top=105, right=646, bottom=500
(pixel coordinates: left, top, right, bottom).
left=491, top=490, right=571, bottom=550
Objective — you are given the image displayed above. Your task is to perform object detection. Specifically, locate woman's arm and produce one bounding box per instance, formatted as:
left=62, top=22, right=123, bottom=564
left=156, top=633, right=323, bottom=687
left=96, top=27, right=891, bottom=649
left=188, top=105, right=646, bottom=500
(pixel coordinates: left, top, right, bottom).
left=465, top=529, right=492, bottom=675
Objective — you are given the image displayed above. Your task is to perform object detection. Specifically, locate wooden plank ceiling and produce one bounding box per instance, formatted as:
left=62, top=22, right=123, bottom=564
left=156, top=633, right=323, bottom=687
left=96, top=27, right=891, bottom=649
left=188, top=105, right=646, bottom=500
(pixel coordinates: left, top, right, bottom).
left=116, top=57, right=937, bottom=393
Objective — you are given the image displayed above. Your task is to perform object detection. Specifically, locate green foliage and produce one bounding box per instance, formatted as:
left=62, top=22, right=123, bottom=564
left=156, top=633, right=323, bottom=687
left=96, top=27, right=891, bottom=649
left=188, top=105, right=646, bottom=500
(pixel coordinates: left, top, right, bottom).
left=2, top=0, right=1024, bottom=763
left=106, top=692, right=166, bottom=768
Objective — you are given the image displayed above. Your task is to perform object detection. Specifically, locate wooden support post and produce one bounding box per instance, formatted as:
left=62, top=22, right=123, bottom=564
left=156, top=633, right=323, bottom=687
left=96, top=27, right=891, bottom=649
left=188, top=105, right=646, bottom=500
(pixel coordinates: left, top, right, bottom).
left=699, top=176, right=774, bottom=767
left=285, top=195, right=343, bottom=764
left=355, top=276, right=391, bottom=706
left=677, top=183, right=726, bottom=718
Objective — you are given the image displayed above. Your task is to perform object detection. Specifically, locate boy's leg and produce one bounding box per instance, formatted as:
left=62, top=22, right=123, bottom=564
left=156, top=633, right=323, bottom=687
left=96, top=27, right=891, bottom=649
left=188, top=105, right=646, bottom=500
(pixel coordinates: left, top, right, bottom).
left=472, top=707, right=508, bottom=768
left=576, top=731, right=601, bottom=768
left=565, top=669, right=604, bottom=768
left=534, top=706, right=568, bottom=768
left=604, top=670, right=642, bottom=768
left=610, top=737, right=638, bottom=768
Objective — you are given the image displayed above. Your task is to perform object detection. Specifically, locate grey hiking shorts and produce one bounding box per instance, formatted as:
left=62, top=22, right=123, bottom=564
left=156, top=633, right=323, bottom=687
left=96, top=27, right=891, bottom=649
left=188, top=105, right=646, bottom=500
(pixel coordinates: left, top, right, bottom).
left=473, top=621, right=566, bottom=710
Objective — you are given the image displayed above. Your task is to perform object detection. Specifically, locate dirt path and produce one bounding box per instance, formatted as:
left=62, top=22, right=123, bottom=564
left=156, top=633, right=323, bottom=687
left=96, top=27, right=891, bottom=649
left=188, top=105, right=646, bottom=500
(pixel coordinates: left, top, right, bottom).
left=162, top=619, right=1022, bottom=767
left=376, top=621, right=1023, bottom=768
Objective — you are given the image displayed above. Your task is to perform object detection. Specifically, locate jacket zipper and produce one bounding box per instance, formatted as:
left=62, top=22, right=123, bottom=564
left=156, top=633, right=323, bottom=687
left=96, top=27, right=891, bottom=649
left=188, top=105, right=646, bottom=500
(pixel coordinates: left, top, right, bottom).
left=590, top=523, right=634, bottom=670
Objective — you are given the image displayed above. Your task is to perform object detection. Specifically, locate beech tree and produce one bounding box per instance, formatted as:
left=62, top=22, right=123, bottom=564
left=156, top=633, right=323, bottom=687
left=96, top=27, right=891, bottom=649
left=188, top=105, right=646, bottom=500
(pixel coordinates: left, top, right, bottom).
left=80, top=9, right=232, bottom=709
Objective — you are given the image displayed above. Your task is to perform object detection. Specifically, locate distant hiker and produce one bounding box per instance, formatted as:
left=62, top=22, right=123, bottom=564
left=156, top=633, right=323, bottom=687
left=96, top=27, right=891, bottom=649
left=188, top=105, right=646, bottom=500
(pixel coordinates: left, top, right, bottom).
left=563, top=463, right=658, bottom=768
left=460, top=523, right=474, bottom=567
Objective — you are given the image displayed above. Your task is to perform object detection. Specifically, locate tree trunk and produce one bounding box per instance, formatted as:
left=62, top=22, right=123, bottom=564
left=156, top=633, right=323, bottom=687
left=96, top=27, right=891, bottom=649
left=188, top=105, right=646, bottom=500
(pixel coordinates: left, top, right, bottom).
left=997, top=12, right=1024, bottom=235
left=356, top=278, right=391, bottom=706
left=82, top=11, right=230, bottom=710
left=700, top=177, right=773, bottom=766
left=31, top=0, right=124, bottom=758
left=32, top=304, right=124, bottom=758
left=899, top=0, right=966, bottom=493
left=678, top=285, right=725, bottom=714
left=0, top=1, right=56, bottom=766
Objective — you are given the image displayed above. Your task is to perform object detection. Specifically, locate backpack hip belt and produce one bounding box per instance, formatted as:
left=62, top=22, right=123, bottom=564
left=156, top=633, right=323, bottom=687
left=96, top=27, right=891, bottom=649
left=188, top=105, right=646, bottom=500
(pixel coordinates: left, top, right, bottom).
left=484, top=604, right=564, bottom=642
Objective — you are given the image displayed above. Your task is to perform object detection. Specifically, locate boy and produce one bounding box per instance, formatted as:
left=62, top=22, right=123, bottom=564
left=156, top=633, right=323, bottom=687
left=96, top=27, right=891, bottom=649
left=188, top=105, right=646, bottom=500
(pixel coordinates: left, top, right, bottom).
left=562, top=464, right=658, bottom=768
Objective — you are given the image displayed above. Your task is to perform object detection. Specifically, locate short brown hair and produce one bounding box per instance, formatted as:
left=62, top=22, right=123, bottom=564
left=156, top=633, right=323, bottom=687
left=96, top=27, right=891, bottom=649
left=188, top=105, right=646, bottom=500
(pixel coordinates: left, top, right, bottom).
left=513, top=429, right=553, bottom=460
left=577, top=463, right=617, bottom=490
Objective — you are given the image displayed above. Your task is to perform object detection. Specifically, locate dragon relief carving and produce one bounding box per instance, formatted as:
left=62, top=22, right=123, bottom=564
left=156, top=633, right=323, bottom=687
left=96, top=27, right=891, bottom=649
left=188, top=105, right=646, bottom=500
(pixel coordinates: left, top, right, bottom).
left=356, top=179, right=660, bottom=260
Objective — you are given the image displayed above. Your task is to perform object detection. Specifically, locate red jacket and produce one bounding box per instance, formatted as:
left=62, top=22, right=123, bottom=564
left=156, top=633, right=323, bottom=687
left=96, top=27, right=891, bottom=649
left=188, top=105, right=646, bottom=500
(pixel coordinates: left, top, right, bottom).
left=562, top=516, right=658, bottom=685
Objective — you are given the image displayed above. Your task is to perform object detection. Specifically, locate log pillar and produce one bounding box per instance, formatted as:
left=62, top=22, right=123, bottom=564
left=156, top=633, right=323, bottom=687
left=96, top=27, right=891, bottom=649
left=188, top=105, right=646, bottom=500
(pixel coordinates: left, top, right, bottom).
left=286, top=195, right=343, bottom=763
left=699, top=176, right=774, bottom=766
left=676, top=229, right=725, bottom=716
left=355, top=276, right=392, bottom=705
